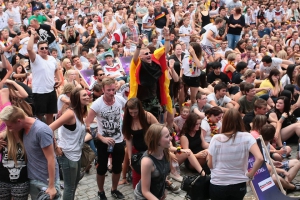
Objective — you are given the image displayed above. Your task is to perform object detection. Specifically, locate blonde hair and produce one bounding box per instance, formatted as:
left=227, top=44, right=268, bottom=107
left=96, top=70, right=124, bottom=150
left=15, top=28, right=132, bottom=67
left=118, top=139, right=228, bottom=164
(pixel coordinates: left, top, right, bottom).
left=62, top=83, right=75, bottom=94
left=227, top=53, right=236, bottom=61
left=0, top=106, right=26, bottom=122
left=6, top=129, right=26, bottom=165
left=64, top=26, right=76, bottom=42
left=64, top=69, right=76, bottom=80
left=277, top=50, right=287, bottom=59
left=144, top=123, right=170, bottom=160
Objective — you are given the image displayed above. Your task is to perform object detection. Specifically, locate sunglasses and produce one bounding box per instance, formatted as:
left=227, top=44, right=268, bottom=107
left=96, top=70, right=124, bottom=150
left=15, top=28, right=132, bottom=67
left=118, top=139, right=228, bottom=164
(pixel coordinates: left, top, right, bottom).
left=143, top=52, right=151, bottom=55
left=40, top=47, right=48, bottom=50
left=98, top=73, right=105, bottom=76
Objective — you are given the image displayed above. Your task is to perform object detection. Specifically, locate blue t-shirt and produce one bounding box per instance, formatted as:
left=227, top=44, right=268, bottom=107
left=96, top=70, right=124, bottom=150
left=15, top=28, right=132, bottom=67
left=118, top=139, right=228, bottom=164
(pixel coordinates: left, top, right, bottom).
left=258, top=28, right=271, bottom=38
left=23, top=119, right=59, bottom=184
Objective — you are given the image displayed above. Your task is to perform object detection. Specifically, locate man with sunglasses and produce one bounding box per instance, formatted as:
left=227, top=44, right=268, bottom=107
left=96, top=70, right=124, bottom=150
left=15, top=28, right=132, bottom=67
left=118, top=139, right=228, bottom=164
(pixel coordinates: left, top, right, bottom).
left=129, top=26, right=172, bottom=119
left=27, top=28, right=61, bottom=125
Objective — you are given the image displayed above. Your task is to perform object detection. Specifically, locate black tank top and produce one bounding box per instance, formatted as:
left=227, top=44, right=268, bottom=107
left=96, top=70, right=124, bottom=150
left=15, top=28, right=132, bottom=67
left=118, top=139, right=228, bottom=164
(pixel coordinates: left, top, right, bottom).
left=136, top=152, right=170, bottom=199
left=131, top=129, right=148, bottom=152
left=201, top=12, right=210, bottom=27
left=185, top=131, right=204, bottom=154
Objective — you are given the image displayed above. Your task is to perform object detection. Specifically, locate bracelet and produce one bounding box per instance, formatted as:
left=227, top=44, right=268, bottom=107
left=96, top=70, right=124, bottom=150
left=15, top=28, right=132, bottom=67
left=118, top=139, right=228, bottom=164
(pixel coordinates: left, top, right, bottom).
left=281, top=116, right=286, bottom=120
left=137, top=45, right=141, bottom=49
left=176, top=146, right=182, bottom=154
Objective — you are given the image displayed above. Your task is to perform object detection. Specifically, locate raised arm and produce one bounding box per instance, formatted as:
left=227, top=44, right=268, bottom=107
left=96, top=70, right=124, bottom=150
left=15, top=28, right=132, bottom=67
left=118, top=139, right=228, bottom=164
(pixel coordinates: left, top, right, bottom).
left=163, top=26, right=170, bottom=53
left=0, top=52, right=12, bottom=88
left=133, top=35, right=143, bottom=65
left=27, top=28, right=37, bottom=62
left=5, top=79, right=28, bottom=99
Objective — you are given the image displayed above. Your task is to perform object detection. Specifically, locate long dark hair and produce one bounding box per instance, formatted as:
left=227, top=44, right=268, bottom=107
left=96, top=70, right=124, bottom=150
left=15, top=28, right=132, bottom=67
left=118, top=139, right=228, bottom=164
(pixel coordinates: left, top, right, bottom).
left=70, top=88, right=88, bottom=124
left=267, top=69, right=281, bottom=86
left=286, top=64, right=297, bottom=84
left=190, top=42, right=202, bottom=59
left=275, top=96, right=291, bottom=116
left=221, top=108, right=245, bottom=141
left=122, top=98, right=150, bottom=140
left=180, top=113, right=201, bottom=137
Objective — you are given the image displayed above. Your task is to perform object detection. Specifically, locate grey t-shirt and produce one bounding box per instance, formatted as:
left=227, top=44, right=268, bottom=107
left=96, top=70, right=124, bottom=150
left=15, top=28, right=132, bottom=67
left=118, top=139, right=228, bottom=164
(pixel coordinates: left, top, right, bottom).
left=136, top=6, right=148, bottom=24
left=190, top=103, right=212, bottom=113
left=23, top=119, right=59, bottom=184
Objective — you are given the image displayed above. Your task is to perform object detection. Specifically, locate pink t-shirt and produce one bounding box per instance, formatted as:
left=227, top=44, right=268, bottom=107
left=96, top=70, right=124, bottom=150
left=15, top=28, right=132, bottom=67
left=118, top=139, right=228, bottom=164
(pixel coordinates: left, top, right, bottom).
left=250, top=130, right=260, bottom=139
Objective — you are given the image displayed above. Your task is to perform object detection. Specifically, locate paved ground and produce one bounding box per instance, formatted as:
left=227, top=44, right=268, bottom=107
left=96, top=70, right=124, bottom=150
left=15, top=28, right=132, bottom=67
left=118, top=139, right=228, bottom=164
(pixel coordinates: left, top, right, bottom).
left=30, top=145, right=300, bottom=200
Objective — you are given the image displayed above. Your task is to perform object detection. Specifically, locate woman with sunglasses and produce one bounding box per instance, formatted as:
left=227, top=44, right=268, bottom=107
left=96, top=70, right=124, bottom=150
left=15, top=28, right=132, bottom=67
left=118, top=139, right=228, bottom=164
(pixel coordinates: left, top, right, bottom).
left=63, top=25, right=82, bottom=56
left=50, top=88, right=89, bottom=200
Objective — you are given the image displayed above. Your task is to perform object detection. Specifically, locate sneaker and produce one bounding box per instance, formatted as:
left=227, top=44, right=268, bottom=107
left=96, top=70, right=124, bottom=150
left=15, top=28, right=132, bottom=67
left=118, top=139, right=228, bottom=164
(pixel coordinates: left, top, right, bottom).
left=166, top=181, right=181, bottom=194
left=170, top=172, right=183, bottom=182
left=98, top=191, right=107, bottom=200
left=111, top=189, right=125, bottom=199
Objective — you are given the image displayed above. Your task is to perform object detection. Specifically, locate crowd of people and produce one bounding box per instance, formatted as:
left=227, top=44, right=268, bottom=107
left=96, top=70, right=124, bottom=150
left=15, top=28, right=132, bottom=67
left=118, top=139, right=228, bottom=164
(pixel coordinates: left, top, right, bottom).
left=2, top=0, right=300, bottom=199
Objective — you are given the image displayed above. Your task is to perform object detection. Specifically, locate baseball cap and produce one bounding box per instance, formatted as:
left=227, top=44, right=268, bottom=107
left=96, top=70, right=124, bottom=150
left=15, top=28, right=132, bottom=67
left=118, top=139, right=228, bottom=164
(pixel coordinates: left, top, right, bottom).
left=32, top=6, right=41, bottom=12
left=104, top=51, right=114, bottom=58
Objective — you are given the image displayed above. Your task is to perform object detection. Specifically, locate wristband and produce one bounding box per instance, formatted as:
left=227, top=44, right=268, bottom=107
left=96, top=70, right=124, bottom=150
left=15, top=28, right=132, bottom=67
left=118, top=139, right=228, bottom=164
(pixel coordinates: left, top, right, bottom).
left=176, top=146, right=182, bottom=154
left=137, top=45, right=141, bottom=49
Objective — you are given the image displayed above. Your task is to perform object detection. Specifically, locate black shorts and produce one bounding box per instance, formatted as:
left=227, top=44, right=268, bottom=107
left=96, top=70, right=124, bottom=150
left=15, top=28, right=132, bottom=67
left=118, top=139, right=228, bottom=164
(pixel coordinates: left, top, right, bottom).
left=33, top=90, right=57, bottom=115
left=96, top=140, right=125, bottom=175
left=182, top=75, right=200, bottom=88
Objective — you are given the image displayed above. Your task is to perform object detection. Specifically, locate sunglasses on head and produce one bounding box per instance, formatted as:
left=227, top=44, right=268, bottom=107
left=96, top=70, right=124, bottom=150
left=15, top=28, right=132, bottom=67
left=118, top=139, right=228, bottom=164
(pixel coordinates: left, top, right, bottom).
left=40, top=47, right=48, bottom=50
left=144, top=52, right=151, bottom=55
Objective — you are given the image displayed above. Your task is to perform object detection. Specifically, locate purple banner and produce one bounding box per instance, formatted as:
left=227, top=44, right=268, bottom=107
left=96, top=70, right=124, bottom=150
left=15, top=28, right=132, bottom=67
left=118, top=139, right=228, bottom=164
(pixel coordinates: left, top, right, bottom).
left=79, top=69, right=94, bottom=86
left=248, top=139, right=298, bottom=200
left=100, top=56, right=132, bottom=76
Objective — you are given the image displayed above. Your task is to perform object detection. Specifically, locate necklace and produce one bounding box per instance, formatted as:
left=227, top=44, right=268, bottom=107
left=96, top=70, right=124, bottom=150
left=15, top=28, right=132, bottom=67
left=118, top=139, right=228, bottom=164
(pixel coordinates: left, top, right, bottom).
left=103, top=96, right=115, bottom=105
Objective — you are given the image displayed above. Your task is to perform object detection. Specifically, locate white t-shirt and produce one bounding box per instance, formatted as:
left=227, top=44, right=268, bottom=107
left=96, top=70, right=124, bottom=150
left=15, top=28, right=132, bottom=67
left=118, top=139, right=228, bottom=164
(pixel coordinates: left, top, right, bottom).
left=208, top=132, right=256, bottom=185
left=74, top=62, right=89, bottom=71
left=0, top=12, right=9, bottom=30
left=12, top=6, right=21, bottom=24
left=142, top=14, right=155, bottom=31
left=90, top=95, right=126, bottom=143
left=248, top=59, right=260, bottom=70
left=280, top=74, right=291, bottom=88
left=207, top=93, right=231, bottom=107
left=259, top=57, right=282, bottom=76
left=124, top=45, right=136, bottom=55
left=265, top=9, right=275, bottom=22
left=274, top=8, right=285, bottom=22
left=179, top=24, right=192, bottom=43
left=201, top=117, right=222, bottom=143
left=57, top=94, right=69, bottom=111
left=181, top=53, right=202, bottom=77
left=201, top=25, right=218, bottom=47
left=103, top=63, right=124, bottom=79
left=31, top=55, right=57, bottom=93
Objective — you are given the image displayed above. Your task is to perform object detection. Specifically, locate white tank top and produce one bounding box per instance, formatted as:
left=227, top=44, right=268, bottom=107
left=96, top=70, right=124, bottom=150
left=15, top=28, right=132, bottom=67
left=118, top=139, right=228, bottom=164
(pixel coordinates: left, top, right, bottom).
left=57, top=112, right=86, bottom=161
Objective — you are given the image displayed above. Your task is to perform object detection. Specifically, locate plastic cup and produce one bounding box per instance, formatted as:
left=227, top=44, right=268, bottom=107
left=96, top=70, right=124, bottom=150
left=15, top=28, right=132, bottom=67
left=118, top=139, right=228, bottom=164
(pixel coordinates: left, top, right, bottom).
left=142, top=35, right=149, bottom=46
left=107, top=145, right=114, bottom=152
left=90, top=123, right=98, bottom=139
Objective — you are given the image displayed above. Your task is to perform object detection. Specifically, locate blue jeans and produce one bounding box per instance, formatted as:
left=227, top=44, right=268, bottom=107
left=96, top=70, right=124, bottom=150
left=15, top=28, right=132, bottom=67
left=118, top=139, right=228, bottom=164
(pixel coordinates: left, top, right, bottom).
left=227, top=34, right=241, bottom=49
left=142, top=30, right=152, bottom=41
left=49, top=41, right=63, bottom=59
left=57, top=155, right=81, bottom=200
left=29, top=179, right=61, bottom=200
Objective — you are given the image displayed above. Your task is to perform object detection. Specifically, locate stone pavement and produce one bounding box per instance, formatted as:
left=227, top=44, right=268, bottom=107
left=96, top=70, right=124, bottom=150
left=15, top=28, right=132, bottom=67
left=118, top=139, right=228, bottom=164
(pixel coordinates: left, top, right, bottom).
left=72, top=144, right=300, bottom=200
left=29, top=144, right=300, bottom=200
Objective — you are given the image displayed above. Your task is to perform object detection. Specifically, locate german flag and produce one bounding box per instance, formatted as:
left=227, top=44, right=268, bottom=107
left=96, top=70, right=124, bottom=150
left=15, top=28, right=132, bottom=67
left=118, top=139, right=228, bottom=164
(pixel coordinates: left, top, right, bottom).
left=155, top=12, right=166, bottom=20
left=129, top=47, right=173, bottom=114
